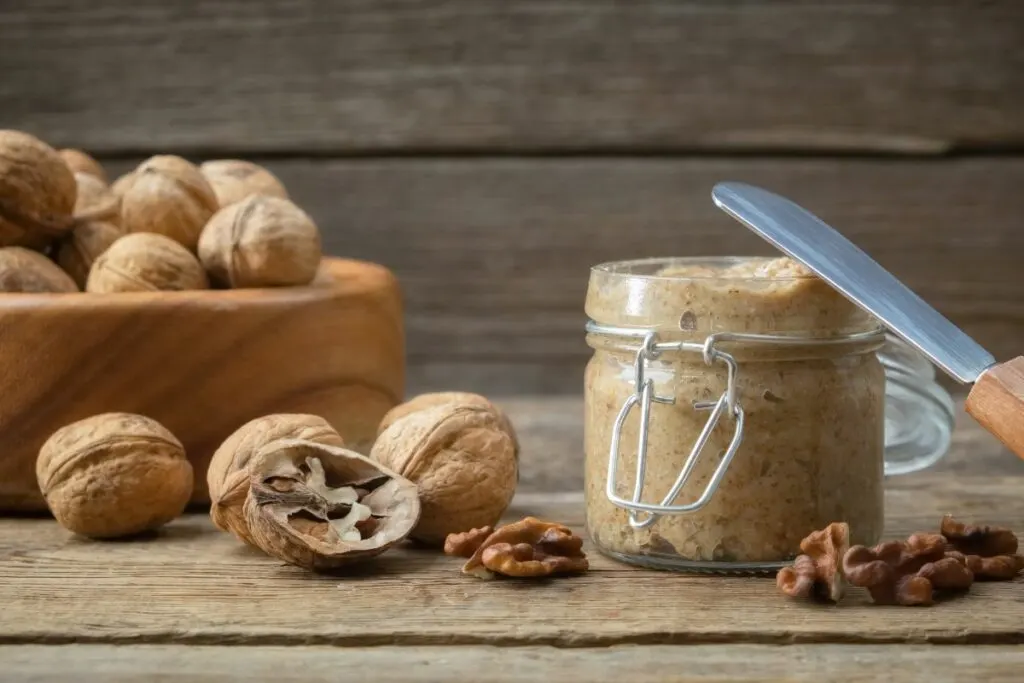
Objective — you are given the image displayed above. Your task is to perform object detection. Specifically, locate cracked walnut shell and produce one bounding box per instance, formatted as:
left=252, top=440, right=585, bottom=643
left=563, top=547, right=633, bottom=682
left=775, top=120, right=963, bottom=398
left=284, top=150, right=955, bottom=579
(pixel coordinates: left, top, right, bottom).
left=207, top=414, right=345, bottom=547
left=0, top=247, right=78, bottom=293
left=199, top=159, right=289, bottom=208
left=243, top=439, right=420, bottom=571
left=86, top=232, right=209, bottom=293
left=457, top=517, right=589, bottom=580
left=198, top=195, right=322, bottom=288
left=36, top=413, right=193, bottom=538
left=370, top=402, right=518, bottom=547
left=0, top=130, right=78, bottom=250
left=117, top=155, right=219, bottom=251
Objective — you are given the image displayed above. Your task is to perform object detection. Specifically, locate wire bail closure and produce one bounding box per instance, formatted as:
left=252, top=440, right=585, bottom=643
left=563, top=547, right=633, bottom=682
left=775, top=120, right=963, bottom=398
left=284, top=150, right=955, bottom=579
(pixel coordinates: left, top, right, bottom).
left=603, top=328, right=745, bottom=530
left=587, top=321, right=885, bottom=531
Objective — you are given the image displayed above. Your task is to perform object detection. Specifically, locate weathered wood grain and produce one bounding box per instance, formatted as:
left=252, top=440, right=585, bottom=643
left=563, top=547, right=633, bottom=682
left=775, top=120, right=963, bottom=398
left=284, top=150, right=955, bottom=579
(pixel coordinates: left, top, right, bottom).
left=3, top=644, right=1024, bottom=683
left=92, top=155, right=1024, bottom=396
left=4, top=1, right=1024, bottom=153
left=2, top=483, right=1022, bottom=648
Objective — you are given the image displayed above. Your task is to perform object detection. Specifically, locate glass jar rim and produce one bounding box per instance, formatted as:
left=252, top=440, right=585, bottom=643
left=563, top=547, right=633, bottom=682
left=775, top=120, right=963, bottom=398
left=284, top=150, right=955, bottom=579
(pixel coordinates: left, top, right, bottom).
left=590, top=256, right=817, bottom=283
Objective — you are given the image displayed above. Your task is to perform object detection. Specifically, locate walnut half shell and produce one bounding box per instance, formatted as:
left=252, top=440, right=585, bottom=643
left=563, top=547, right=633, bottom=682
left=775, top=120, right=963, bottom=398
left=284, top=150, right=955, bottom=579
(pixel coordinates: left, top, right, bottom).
left=243, top=439, right=420, bottom=571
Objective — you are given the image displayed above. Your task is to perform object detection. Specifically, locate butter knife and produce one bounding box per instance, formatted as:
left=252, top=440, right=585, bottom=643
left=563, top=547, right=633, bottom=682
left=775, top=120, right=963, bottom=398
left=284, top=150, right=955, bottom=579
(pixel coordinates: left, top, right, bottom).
left=712, top=181, right=1024, bottom=460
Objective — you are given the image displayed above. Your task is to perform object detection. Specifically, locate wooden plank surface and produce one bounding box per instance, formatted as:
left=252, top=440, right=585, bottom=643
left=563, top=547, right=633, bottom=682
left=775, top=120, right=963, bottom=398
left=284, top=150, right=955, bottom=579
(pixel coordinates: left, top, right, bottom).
left=4, top=1, right=1024, bottom=153
left=88, top=155, right=1024, bottom=395
left=3, top=644, right=1024, bottom=683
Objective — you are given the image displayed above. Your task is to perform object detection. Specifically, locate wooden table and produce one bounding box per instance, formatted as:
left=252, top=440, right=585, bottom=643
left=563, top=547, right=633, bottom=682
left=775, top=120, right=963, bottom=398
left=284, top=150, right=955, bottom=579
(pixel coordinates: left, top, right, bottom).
left=1, top=396, right=1023, bottom=682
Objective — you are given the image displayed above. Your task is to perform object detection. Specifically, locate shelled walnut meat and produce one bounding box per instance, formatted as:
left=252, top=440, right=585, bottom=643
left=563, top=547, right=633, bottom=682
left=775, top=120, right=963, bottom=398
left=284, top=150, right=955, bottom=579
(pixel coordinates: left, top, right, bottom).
left=776, top=522, right=850, bottom=602
left=0, top=130, right=78, bottom=250
left=0, top=246, right=78, bottom=293
left=200, top=159, right=289, bottom=208
left=940, top=515, right=1024, bottom=580
left=371, top=401, right=519, bottom=547
left=445, top=517, right=589, bottom=580
left=198, top=195, right=322, bottom=288
left=36, top=413, right=194, bottom=538
left=243, top=439, right=420, bottom=571
left=117, top=155, right=219, bottom=251
left=86, top=232, right=209, bottom=293
left=207, top=414, right=345, bottom=547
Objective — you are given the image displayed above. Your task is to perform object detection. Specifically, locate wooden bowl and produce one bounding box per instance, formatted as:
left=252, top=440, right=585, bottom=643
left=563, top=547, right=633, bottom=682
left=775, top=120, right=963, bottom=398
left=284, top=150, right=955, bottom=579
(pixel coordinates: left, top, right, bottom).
left=0, top=257, right=404, bottom=512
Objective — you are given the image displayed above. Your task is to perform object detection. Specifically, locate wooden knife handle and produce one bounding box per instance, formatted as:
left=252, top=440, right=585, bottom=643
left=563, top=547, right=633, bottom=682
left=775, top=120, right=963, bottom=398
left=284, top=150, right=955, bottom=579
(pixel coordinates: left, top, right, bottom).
left=965, top=356, right=1024, bottom=460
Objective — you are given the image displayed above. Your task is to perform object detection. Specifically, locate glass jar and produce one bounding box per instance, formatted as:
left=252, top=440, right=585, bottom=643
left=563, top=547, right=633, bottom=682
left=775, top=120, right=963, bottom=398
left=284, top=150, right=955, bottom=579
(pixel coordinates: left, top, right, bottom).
left=584, top=256, right=890, bottom=573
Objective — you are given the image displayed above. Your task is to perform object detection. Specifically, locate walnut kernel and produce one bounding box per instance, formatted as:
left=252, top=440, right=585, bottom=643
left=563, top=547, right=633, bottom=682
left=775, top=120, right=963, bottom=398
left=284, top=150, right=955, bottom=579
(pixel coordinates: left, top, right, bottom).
left=370, top=402, right=518, bottom=547
left=460, top=517, right=588, bottom=580
left=776, top=522, right=849, bottom=602
left=36, top=413, right=193, bottom=538
left=198, top=195, right=322, bottom=288
left=86, top=232, right=209, bottom=293
left=207, top=414, right=345, bottom=547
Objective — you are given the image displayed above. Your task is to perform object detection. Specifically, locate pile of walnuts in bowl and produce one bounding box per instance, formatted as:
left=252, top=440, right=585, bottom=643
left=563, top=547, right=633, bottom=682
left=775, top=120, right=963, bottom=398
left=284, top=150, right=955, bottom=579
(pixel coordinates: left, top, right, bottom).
left=35, top=392, right=590, bottom=581
left=0, top=129, right=322, bottom=293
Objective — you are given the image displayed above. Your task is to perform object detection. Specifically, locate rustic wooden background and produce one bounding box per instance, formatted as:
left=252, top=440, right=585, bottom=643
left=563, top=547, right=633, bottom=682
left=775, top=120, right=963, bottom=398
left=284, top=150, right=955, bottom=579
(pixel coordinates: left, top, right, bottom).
left=4, top=1, right=1024, bottom=397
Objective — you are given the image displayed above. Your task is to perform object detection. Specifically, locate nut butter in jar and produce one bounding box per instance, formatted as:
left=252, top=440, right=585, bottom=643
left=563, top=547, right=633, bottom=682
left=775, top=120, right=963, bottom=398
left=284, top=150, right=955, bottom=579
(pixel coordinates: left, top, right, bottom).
left=584, top=256, right=888, bottom=573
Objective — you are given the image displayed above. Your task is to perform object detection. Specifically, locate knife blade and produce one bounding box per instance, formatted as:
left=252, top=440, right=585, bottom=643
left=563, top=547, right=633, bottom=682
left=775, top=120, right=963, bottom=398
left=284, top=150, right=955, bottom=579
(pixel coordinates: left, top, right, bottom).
left=710, top=181, right=996, bottom=385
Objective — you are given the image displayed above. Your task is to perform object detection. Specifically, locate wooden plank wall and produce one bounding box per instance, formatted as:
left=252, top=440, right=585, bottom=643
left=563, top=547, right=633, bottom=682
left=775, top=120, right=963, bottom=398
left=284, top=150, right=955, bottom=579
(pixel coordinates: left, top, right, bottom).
left=4, top=1, right=1024, bottom=396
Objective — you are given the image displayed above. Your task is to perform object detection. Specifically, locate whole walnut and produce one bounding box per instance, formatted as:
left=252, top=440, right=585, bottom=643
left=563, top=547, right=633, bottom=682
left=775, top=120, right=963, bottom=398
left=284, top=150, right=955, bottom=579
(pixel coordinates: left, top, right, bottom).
left=198, top=195, right=322, bottom=288
left=207, top=413, right=345, bottom=547
left=0, top=130, right=78, bottom=249
left=378, top=391, right=520, bottom=459
left=36, top=413, right=193, bottom=538
left=199, top=159, right=289, bottom=208
left=56, top=220, right=123, bottom=289
left=117, top=155, right=219, bottom=250
left=0, top=247, right=79, bottom=293
left=72, top=172, right=119, bottom=224
left=60, top=148, right=108, bottom=184
left=86, top=232, right=209, bottom=293
left=370, top=402, right=518, bottom=547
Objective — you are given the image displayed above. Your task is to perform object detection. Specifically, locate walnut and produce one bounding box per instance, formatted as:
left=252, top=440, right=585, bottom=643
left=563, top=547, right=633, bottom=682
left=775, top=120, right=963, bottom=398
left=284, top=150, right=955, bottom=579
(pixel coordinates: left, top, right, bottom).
left=0, top=246, right=78, bottom=293
left=117, top=155, right=219, bottom=250
left=443, top=526, right=493, bottom=558
left=0, top=130, right=78, bottom=249
left=72, top=172, right=119, bottom=225
left=35, top=412, right=193, bottom=538
left=243, top=439, right=420, bottom=571
left=56, top=220, right=122, bottom=289
left=207, top=414, right=345, bottom=547
left=198, top=195, right=322, bottom=288
left=940, top=515, right=1023, bottom=580
left=458, top=517, right=588, bottom=580
left=60, top=148, right=108, bottom=184
left=843, top=533, right=973, bottom=606
left=199, top=159, right=289, bottom=208
left=776, top=522, right=849, bottom=602
left=377, top=391, right=521, bottom=460
left=86, top=232, right=209, bottom=293
left=370, top=402, right=518, bottom=547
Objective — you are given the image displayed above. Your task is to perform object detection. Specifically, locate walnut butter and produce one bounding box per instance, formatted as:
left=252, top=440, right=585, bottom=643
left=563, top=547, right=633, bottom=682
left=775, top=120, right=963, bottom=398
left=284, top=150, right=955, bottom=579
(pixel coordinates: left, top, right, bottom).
left=583, top=256, right=887, bottom=572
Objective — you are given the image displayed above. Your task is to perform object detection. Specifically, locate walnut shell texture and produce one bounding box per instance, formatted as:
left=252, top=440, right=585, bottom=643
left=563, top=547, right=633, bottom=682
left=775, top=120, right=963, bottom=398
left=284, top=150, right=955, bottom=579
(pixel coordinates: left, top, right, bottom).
left=200, top=159, right=289, bottom=208
left=208, top=414, right=345, bottom=547
left=60, top=148, right=108, bottom=184
left=72, top=172, right=119, bottom=224
left=36, top=412, right=193, bottom=538
left=86, top=232, right=209, bottom=293
left=0, top=246, right=78, bottom=293
left=198, top=195, right=322, bottom=288
left=378, top=391, right=520, bottom=458
left=56, top=220, right=123, bottom=289
left=370, top=403, right=518, bottom=546
left=0, top=130, right=78, bottom=249
left=118, top=155, right=219, bottom=250
left=244, top=439, right=421, bottom=571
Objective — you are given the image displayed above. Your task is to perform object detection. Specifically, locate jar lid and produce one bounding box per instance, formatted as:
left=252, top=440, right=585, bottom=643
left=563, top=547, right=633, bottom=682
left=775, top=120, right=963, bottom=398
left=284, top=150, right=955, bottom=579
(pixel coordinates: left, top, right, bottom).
left=880, top=334, right=955, bottom=475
